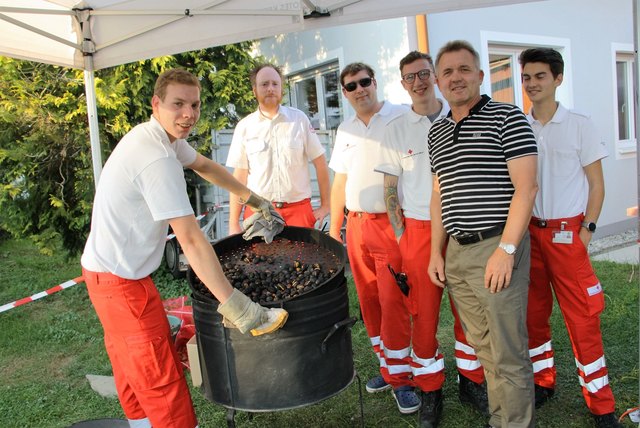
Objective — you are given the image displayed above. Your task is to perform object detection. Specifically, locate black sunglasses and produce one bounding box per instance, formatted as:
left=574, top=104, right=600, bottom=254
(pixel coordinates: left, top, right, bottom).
left=343, top=77, right=373, bottom=92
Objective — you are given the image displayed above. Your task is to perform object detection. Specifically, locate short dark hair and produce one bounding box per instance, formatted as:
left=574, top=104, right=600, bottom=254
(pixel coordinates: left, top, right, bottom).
left=518, top=48, right=564, bottom=78
left=249, top=63, right=284, bottom=88
left=399, top=51, right=434, bottom=73
left=435, top=40, right=480, bottom=70
left=340, top=62, right=375, bottom=86
left=154, top=69, right=200, bottom=100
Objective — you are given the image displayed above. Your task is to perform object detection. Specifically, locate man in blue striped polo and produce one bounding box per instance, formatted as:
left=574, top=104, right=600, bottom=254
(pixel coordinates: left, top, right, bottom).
left=427, top=40, right=538, bottom=428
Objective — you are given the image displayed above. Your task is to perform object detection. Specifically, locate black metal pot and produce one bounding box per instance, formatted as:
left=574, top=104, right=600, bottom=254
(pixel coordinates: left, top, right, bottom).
left=191, top=281, right=355, bottom=411
left=187, top=226, right=356, bottom=411
left=187, top=226, right=347, bottom=306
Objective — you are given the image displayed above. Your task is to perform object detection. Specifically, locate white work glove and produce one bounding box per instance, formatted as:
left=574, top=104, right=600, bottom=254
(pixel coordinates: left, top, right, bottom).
left=217, top=289, right=288, bottom=336
left=242, top=212, right=285, bottom=244
left=243, top=192, right=283, bottom=224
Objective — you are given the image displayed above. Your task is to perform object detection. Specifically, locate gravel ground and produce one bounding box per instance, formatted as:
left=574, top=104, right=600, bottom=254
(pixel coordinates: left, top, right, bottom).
left=588, top=228, right=638, bottom=256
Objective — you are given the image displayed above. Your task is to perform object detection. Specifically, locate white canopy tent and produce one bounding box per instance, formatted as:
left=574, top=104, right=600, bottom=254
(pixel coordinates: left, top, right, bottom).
left=0, top=0, right=557, bottom=184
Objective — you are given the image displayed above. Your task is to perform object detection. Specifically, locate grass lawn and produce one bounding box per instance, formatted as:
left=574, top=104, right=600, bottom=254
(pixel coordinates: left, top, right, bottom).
left=0, top=238, right=637, bottom=427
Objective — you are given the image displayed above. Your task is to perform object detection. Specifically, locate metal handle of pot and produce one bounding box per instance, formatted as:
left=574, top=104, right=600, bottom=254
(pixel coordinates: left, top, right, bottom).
left=321, top=316, right=357, bottom=354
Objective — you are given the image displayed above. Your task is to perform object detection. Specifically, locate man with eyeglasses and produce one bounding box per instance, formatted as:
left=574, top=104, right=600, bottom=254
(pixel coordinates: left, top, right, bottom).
left=226, top=63, right=331, bottom=234
left=376, top=51, right=488, bottom=427
left=328, top=63, right=417, bottom=414
left=428, top=40, right=538, bottom=427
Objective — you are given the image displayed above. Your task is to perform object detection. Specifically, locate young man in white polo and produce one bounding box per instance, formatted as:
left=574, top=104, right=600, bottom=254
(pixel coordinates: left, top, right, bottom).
left=376, top=50, right=489, bottom=427
left=520, top=47, right=621, bottom=428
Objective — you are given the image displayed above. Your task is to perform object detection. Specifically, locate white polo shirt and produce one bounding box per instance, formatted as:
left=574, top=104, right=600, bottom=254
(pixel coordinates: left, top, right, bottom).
left=528, top=103, right=608, bottom=220
left=81, top=116, right=196, bottom=279
left=226, top=105, right=325, bottom=203
left=329, top=101, right=409, bottom=213
left=375, top=101, right=449, bottom=220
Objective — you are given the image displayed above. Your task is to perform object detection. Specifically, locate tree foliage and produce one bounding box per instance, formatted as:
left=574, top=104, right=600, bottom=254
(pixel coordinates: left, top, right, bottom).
left=0, top=42, right=260, bottom=256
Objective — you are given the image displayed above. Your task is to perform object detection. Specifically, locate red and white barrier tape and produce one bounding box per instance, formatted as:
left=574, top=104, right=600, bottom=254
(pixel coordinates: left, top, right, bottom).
left=1, top=203, right=234, bottom=314
left=0, top=276, right=84, bottom=314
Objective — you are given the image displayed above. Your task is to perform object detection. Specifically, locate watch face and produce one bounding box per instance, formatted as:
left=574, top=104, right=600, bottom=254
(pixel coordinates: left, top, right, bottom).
left=500, top=243, right=516, bottom=255
left=588, top=223, right=597, bottom=232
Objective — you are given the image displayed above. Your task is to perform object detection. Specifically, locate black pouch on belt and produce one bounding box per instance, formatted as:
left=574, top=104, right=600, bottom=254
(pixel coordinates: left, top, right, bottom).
left=387, top=264, right=410, bottom=297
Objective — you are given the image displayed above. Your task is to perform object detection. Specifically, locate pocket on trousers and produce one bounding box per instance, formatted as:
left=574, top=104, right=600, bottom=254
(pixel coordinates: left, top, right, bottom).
left=122, top=280, right=149, bottom=320
left=124, top=334, right=182, bottom=391
left=306, top=208, right=317, bottom=228
left=577, top=270, right=605, bottom=317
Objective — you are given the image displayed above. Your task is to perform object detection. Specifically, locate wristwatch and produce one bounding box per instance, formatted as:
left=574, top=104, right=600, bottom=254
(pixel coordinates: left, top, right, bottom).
left=581, top=221, right=597, bottom=233
left=498, top=242, right=517, bottom=255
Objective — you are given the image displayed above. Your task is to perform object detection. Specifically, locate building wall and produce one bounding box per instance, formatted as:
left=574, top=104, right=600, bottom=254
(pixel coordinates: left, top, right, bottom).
left=426, top=0, right=635, bottom=237
left=254, top=0, right=636, bottom=237
left=255, top=17, right=414, bottom=115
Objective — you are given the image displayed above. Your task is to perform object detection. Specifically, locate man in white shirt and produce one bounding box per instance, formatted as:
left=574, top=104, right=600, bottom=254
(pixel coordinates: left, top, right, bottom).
left=520, top=47, right=621, bottom=428
left=226, top=63, right=330, bottom=233
left=82, top=69, right=287, bottom=428
left=376, top=50, right=488, bottom=427
left=329, top=62, right=420, bottom=415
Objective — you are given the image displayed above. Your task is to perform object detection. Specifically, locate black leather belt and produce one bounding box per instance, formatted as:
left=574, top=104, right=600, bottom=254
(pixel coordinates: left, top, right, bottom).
left=271, top=198, right=310, bottom=209
left=451, top=223, right=505, bottom=246
left=530, top=216, right=582, bottom=228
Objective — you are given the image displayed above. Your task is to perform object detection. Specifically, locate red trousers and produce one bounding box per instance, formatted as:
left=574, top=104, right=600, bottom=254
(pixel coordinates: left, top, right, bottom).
left=83, top=269, right=198, bottom=428
left=400, top=219, right=484, bottom=391
left=346, top=212, right=412, bottom=388
left=244, top=198, right=316, bottom=228
left=527, top=215, right=616, bottom=415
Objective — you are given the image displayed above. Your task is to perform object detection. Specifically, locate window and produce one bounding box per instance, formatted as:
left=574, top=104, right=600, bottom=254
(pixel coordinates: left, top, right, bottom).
left=480, top=32, right=572, bottom=112
left=287, top=62, right=343, bottom=130
left=613, top=51, right=636, bottom=157
left=487, top=46, right=530, bottom=113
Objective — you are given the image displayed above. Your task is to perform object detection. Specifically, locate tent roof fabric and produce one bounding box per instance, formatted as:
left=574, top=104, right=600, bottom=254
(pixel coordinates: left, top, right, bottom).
left=0, top=0, right=538, bottom=71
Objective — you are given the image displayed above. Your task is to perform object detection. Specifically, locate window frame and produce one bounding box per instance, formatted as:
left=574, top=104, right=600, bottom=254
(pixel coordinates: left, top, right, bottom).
left=487, top=46, right=525, bottom=108
left=611, top=43, right=636, bottom=159
left=480, top=31, right=573, bottom=110
left=284, top=49, right=345, bottom=132
left=287, top=62, right=342, bottom=130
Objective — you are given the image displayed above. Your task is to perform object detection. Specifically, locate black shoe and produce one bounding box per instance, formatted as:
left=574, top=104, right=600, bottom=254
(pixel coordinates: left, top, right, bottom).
left=365, top=375, right=391, bottom=393
left=419, top=389, right=443, bottom=428
left=592, top=412, right=623, bottom=428
left=459, top=374, right=489, bottom=417
left=534, top=384, right=555, bottom=408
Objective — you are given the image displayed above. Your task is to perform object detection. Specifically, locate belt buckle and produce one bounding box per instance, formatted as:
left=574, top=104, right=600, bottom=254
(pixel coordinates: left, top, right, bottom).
left=274, top=202, right=284, bottom=208
left=454, top=233, right=474, bottom=245
left=537, top=219, right=547, bottom=228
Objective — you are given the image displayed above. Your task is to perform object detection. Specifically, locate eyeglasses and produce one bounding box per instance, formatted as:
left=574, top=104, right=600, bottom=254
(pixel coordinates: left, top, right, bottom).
left=402, top=69, right=431, bottom=83
left=343, top=77, right=373, bottom=92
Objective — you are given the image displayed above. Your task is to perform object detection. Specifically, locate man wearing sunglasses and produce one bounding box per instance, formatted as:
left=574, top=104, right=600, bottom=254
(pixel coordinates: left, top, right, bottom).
left=376, top=51, right=489, bottom=427
left=226, top=63, right=331, bottom=234
left=328, top=63, right=417, bottom=414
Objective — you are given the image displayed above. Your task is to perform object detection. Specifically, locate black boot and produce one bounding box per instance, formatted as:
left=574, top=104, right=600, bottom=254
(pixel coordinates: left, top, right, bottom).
left=534, top=384, right=555, bottom=408
left=419, top=389, right=443, bottom=428
left=592, top=412, right=623, bottom=428
left=458, top=374, right=489, bottom=417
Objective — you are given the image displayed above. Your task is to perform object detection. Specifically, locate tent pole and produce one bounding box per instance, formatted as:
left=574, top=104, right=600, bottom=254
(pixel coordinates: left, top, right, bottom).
left=84, top=63, right=102, bottom=186
left=634, top=0, right=639, bottom=230
left=77, top=8, right=102, bottom=186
